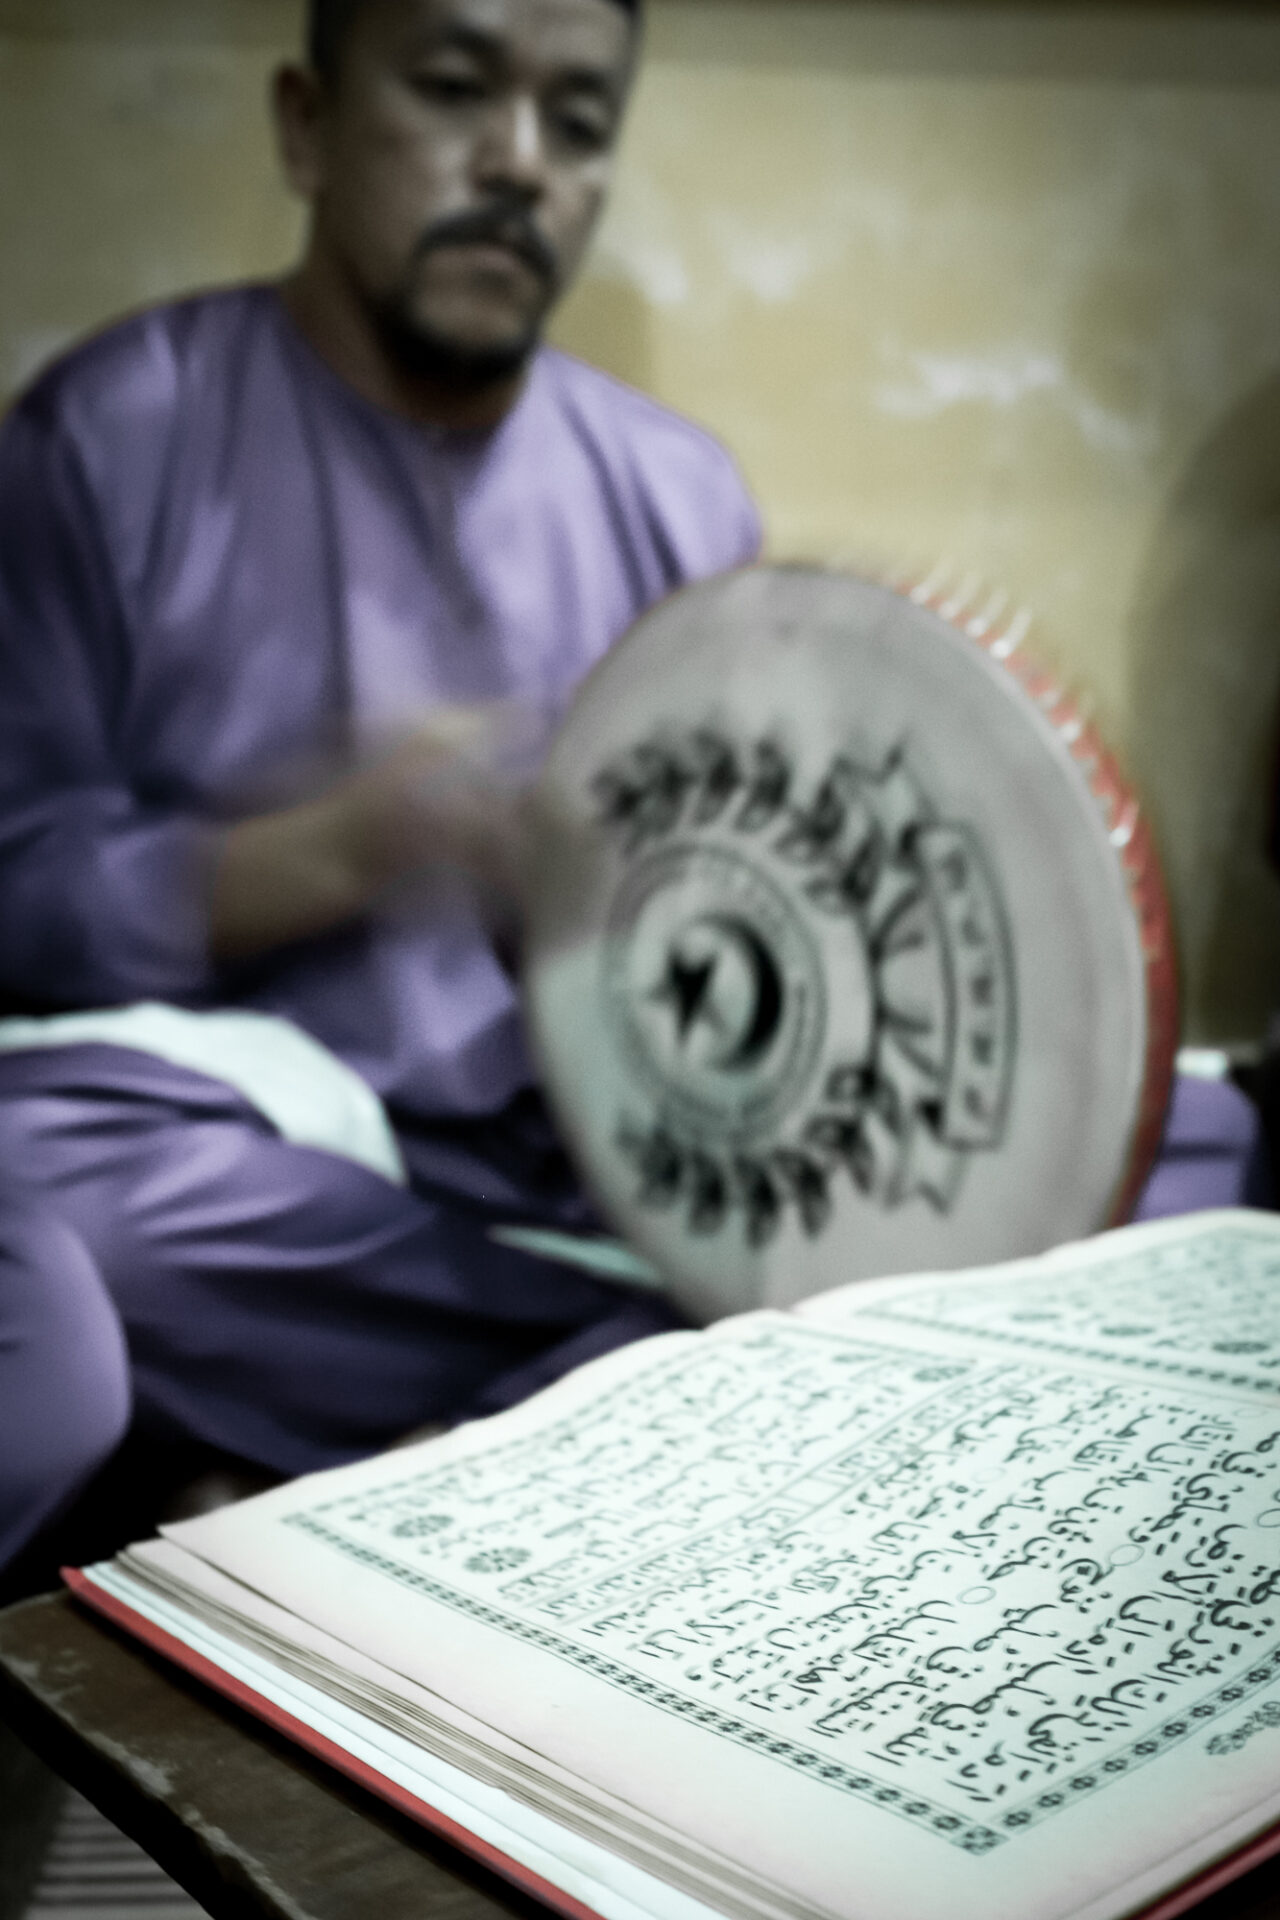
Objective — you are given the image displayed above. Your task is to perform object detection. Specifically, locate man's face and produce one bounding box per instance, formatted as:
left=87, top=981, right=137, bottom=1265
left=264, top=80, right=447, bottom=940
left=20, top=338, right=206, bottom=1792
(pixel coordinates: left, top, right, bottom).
left=292, top=0, right=635, bottom=381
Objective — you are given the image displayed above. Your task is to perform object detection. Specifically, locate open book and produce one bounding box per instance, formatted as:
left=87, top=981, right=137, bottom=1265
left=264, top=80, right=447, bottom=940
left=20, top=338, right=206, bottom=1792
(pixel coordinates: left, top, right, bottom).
left=72, top=1210, right=1280, bottom=1920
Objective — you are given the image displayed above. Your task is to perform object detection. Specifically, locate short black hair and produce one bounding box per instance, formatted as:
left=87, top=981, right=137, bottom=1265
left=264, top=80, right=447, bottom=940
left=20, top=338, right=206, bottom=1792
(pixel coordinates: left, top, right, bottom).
left=308, top=0, right=642, bottom=81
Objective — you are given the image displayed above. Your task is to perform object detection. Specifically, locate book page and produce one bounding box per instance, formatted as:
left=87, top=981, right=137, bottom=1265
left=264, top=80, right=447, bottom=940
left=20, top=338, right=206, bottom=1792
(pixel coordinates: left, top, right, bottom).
left=797, top=1210, right=1280, bottom=1395
left=167, top=1216, right=1280, bottom=1920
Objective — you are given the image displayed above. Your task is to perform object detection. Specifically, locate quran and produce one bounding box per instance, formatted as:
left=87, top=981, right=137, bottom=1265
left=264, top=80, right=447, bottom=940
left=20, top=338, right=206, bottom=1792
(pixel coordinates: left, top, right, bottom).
left=72, top=1209, right=1280, bottom=1920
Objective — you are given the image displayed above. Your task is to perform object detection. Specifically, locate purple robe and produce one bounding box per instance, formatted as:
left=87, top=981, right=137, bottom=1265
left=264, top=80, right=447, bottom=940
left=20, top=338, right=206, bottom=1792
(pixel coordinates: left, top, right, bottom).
left=0, top=288, right=759, bottom=1567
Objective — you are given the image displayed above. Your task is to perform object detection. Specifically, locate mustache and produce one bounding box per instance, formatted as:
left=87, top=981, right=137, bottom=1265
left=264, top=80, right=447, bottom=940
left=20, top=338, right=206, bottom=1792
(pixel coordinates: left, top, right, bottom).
left=413, top=207, right=558, bottom=285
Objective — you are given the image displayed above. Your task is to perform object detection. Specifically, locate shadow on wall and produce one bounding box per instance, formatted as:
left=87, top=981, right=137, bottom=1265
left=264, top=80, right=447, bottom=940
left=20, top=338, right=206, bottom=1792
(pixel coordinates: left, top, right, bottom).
left=639, top=3, right=1280, bottom=89
left=549, top=270, right=653, bottom=395
left=1128, top=367, right=1280, bottom=1044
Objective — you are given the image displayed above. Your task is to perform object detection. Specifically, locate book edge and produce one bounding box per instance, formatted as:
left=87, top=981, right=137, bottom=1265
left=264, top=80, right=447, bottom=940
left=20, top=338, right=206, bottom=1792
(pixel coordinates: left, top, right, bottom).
left=62, top=1565, right=610, bottom=1920
left=1132, top=1819, right=1280, bottom=1920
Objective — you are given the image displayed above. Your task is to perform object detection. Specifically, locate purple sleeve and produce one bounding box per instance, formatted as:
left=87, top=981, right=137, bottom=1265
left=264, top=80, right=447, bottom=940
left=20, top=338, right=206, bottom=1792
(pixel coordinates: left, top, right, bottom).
left=0, top=394, right=215, bottom=1008
left=717, top=475, right=763, bottom=574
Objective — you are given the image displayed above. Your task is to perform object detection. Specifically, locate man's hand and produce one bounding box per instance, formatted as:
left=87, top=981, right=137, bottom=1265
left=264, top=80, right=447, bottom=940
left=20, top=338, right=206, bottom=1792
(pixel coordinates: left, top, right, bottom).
left=209, top=705, right=544, bottom=964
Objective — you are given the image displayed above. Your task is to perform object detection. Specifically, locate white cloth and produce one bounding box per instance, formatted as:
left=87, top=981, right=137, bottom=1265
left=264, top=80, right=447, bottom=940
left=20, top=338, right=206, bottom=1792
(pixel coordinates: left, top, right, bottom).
left=0, top=1002, right=408, bottom=1185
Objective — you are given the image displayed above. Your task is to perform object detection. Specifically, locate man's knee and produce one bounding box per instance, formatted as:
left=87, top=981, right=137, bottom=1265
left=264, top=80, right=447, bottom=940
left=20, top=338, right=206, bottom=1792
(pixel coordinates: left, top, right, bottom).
left=0, top=1196, right=131, bottom=1566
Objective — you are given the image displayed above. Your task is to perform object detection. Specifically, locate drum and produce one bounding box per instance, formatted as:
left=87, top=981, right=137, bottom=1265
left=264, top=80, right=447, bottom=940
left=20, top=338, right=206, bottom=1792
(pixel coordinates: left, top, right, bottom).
left=525, top=567, right=1176, bottom=1322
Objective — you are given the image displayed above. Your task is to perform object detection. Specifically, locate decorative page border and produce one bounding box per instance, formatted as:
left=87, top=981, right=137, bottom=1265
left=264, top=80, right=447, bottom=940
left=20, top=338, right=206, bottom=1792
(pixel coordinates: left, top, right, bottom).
left=855, top=1307, right=1280, bottom=1398
left=287, top=1510, right=1003, bottom=1855
left=285, top=1525, right=1280, bottom=1856
left=855, top=1223, right=1280, bottom=1399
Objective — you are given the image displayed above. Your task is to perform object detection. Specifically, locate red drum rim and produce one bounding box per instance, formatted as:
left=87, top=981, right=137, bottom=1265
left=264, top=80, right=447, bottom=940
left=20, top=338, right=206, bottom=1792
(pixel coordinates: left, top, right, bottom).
left=901, top=571, right=1178, bottom=1229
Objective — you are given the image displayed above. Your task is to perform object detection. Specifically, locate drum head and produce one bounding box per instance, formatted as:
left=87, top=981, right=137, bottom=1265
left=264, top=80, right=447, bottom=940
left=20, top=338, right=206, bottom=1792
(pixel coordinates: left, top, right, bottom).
left=525, top=568, right=1176, bottom=1322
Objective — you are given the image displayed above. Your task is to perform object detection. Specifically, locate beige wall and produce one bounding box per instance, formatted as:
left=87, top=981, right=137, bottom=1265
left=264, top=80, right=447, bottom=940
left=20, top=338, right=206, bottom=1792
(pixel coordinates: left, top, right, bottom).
left=1, top=1, right=1278, bottom=1041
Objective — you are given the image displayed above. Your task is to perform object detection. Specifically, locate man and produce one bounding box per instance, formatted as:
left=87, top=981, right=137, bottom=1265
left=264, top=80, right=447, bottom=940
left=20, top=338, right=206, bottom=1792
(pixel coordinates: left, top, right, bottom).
left=0, top=0, right=760, bottom=1573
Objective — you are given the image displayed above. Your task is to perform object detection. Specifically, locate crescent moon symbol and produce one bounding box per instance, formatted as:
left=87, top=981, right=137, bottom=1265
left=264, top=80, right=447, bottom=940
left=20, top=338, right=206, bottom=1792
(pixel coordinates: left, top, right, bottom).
left=699, top=915, right=784, bottom=1072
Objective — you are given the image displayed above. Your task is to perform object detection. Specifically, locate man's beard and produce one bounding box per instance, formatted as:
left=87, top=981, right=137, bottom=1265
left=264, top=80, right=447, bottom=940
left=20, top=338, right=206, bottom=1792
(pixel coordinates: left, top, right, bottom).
left=369, top=295, right=542, bottom=391
left=371, top=205, right=560, bottom=392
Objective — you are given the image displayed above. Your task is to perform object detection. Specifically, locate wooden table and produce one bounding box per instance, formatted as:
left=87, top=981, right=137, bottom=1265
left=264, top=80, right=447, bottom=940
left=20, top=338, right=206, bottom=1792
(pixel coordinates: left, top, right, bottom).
left=0, top=1591, right=545, bottom=1920
left=3, top=1589, right=1280, bottom=1920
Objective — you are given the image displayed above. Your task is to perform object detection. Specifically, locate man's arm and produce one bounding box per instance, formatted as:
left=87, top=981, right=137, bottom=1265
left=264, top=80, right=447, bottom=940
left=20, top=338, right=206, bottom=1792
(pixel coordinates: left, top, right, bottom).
left=0, top=395, right=220, bottom=1007
left=0, top=396, right=526, bottom=1006
left=208, top=716, right=529, bottom=963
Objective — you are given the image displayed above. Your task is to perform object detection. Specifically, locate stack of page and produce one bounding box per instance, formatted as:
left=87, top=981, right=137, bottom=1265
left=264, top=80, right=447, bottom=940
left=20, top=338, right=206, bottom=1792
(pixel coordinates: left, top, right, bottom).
left=74, top=1209, right=1280, bottom=1920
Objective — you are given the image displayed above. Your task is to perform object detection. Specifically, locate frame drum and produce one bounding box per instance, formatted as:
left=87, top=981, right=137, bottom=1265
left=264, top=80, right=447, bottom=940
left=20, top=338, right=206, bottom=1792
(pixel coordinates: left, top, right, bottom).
left=525, top=568, right=1176, bottom=1321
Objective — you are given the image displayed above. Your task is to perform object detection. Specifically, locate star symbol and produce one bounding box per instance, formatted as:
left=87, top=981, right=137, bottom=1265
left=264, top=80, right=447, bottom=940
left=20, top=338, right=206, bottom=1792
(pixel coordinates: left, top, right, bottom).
left=650, top=950, right=722, bottom=1046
